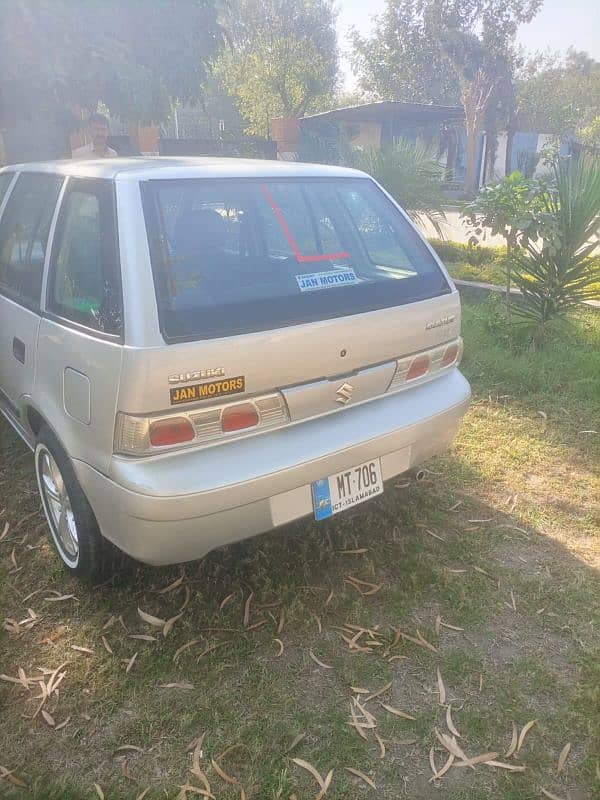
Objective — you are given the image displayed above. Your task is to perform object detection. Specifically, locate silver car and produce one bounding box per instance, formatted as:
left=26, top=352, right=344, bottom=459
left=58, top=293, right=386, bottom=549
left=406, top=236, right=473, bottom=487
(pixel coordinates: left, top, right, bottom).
left=0, top=158, right=470, bottom=579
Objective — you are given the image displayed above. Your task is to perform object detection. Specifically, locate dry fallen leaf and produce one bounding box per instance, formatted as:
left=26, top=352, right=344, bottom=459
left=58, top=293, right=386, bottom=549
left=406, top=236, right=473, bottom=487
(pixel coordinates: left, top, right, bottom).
left=94, top=784, right=105, bottom=799
left=174, top=639, right=201, bottom=662
left=41, top=709, right=55, bottom=727
left=557, top=742, right=571, bottom=773
left=44, top=594, right=76, bottom=602
left=211, top=758, right=238, bottom=785
left=434, top=729, right=473, bottom=769
left=137, top=607, right=166, bottom=627
left=71, top=645, right=94, bottom=654
left=308, top=650, right=332, bottom=669
left=315, top=769, right=333, bottom=800
left=379, top=703, right=415, bottom=720
left=374, top=732, right=386, bottom=759
left=505, top=722, right=518, bottom=757
left=454, top=752, right=499, bottom=767
left=541, top=789, right=566, bottom=800
left=440, top=620, right=464, bottom=632
left=437, top=668, right=446, bottom=706
left=114, top=745, right=145, bottom=755
left=159, top=682, right=195, bottom=690
left=219, top=592, right=236, bottom=611
left=163, top=612, right=184, bottom=637
left=157, top=575, right=184, bottom=594
left=125, top=652, right=138, bottom=674
left=516, top=720, right=536, bottom=753
left=101, top=636, right=113, bottom=655
left=345, top=767, right=376, bottom=790
left=446, top=705, right=461, bottom=738
left=287, top=733, right=306, bottom=753
left=243, top=591, right=254, bottom=627
left=135, top=790, right=151, bottom=800
left=429, top=752, right=455, bottom=781
left=429, top=748, right=438, bottom=778
left=292, top=758, right=327, bottom=790
left=0, top=765, right=27, bottom=788
left=484, top=760, right=526, bottom=772
left=274, top=638, right=284, bottom=657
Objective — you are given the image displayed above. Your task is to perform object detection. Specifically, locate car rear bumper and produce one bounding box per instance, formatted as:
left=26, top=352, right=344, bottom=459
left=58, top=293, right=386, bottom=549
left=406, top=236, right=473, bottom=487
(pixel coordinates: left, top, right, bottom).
left=73, top=369, right=471, bottom=565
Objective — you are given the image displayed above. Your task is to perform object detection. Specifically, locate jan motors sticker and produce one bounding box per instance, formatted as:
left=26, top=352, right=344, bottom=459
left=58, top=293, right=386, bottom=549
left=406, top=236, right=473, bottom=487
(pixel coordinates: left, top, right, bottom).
left=170, top=376, right=245, bottom=405
left=296, top=268, right=360, bottom=293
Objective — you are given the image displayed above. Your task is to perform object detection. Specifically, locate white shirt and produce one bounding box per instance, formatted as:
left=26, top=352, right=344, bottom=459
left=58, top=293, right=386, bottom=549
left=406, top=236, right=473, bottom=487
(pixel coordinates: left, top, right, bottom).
left=72, top=142, right=118, bottom=159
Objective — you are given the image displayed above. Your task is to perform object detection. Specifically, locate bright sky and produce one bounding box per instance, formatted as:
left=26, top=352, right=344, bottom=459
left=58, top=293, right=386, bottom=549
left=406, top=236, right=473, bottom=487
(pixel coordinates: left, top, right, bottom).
left=337, top=0, right=600, bottom=90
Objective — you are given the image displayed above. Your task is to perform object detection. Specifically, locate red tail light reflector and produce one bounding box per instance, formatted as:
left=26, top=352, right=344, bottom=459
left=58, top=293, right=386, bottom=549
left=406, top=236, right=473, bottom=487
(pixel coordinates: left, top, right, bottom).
left=441, top=342, right=460, bottom=367
left=221, top=403, right=260, bottom=433
left=406, top=354, right=430, bottom=381
left=149, top=417, right=195, bottom=447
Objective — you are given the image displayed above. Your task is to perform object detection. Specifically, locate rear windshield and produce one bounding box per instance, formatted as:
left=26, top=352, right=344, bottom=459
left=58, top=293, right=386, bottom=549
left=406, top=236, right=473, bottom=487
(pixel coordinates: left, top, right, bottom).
left=141, top=177, right=450, bottom=341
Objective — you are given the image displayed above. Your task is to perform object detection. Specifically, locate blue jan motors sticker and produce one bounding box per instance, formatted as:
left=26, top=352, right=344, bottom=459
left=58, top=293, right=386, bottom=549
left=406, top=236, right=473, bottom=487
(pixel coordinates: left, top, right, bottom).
left=312, top=478, right=333, bottom=521
left=296, top=268, right=359, bottom=293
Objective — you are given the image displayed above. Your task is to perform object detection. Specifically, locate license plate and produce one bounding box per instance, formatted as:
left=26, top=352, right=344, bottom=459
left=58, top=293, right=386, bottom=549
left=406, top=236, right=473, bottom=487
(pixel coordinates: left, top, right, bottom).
left=312, top=459, right=383, bottom=520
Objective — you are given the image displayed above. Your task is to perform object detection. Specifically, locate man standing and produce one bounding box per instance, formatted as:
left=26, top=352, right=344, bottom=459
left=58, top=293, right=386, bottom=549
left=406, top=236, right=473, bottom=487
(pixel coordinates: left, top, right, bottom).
left=72, top=113, right=118, bottom=159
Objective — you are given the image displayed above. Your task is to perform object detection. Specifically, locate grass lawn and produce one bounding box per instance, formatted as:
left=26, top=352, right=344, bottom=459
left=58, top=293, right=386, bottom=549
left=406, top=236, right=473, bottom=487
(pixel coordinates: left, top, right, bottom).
left=1, top=298, right=599, bottom=800
left=426, top=238, right=600, bottom=298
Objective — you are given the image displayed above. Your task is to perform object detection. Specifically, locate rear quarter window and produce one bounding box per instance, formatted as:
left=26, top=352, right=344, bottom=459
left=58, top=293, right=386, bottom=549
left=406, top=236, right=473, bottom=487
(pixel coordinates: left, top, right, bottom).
left=142, top=176, right=449, bottom=341
left=0, top=172, right=63, bottom=308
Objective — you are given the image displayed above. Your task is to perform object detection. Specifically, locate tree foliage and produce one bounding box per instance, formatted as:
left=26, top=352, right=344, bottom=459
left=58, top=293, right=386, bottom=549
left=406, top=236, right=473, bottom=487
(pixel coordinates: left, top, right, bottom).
left=349, top=1, right=460, bottom=104
left=0, top=0, right=225, bottom=125
left=516, top=49, right=600, bottom=138
left=350, top=1, right=542, bottom=193
left=216, top=0, right=338, bottom=137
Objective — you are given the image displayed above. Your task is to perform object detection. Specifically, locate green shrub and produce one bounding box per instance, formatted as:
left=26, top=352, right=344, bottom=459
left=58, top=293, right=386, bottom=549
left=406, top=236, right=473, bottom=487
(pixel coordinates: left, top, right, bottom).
left=512, top=154, right=600, bottom=343
left=428, top=239, right=506, bottom=264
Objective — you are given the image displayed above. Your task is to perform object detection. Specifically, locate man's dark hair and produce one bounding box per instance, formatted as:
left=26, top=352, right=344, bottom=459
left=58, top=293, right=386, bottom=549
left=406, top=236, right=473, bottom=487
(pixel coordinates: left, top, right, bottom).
left=89, top=112, right=110, bottom=128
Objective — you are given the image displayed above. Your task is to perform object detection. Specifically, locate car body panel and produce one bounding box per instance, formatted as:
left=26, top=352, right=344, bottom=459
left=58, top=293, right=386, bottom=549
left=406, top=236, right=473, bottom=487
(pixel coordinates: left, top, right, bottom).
left=74, top=369, right=471, bottom=564
left=0, top=157, right=471, bottom=568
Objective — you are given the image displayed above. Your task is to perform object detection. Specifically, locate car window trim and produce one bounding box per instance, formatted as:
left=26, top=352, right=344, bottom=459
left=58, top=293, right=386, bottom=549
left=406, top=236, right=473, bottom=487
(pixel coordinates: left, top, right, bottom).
left=0, top=171, right=19, bottom=220
left=0, top=170, right=65, bottom=313
left=45, top=176, right=124, bottom=342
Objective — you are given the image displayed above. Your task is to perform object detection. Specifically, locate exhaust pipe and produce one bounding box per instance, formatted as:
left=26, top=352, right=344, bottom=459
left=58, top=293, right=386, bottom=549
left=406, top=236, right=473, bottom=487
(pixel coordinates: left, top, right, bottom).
left=395, top=467, right=428, bottom=488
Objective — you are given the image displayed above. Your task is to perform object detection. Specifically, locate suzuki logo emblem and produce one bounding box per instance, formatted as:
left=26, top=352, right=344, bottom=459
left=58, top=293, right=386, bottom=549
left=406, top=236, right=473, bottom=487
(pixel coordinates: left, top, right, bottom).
left=335, top=382, right=354, bottom=405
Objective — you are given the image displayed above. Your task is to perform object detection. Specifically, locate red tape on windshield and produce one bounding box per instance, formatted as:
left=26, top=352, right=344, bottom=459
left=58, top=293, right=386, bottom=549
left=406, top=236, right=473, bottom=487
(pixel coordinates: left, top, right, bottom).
left=260, top=184, right=350, bottom=263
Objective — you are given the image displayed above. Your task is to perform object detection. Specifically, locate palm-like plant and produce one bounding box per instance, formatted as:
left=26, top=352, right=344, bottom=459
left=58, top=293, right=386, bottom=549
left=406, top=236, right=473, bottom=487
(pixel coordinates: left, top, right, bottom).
left=347, top=140, right=448, bottom=236
left=512, top=155, right=600, bottom=342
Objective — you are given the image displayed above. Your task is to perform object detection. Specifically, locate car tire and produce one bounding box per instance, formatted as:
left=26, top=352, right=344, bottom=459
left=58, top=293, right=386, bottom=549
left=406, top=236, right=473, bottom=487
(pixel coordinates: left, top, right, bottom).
left=34, top=426, right=114, bottom=581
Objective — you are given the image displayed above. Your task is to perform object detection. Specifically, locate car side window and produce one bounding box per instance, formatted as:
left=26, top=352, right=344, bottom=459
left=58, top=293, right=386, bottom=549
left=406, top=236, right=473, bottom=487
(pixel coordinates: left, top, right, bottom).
left=49, top=179, right=122, bottom=336
left=0, top=172, right=63, bottom=307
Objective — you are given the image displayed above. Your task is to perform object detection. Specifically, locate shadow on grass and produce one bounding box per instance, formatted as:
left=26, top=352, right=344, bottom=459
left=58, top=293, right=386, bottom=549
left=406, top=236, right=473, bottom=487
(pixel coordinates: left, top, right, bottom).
left=1, top=418, right=598, bottom=800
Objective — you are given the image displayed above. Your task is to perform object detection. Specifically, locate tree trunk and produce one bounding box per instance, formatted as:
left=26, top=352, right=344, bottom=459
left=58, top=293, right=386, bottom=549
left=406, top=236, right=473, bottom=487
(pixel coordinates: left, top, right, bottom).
left=461, top=70, right=494, bottom=197
left=505, top=115, right=516, bottom=176
left=465, top=129, right=479, bottom=196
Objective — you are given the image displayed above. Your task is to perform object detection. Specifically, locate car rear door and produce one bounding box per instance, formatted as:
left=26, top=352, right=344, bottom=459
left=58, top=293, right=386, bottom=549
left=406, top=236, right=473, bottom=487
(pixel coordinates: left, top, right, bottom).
left=118, top=174, right=461, bottom=427
left=35, top=177, right=124, bottom=472
left=0, top=171, right=64, bottom=422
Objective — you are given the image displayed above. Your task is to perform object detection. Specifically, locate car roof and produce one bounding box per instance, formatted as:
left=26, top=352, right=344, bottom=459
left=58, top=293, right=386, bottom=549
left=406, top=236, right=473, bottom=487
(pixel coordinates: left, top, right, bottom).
left=1, top=156, right=368, bottom=182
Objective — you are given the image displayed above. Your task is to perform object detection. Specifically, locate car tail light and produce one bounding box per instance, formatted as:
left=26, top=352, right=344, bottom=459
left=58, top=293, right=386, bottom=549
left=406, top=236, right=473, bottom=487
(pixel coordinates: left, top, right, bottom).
left=441, top=340, right=461, bottom=367
left=387, top=338, right=463, bottom=394
left=406, top=354, right=430, bottom=381
left=149, top=417, right=195, bottom=447
left=114, top=392, right=289, bottom=456
left=221, top=403, right=259, bottom=433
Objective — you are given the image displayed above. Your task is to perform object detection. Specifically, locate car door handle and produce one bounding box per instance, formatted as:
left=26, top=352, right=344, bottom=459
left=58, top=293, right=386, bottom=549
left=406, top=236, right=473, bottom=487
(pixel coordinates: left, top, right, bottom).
left=12, top=337, right=25, bottom=364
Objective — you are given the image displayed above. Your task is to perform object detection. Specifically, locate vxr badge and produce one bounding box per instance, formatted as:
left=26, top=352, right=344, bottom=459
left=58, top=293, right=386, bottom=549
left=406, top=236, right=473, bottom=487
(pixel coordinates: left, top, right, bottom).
left=335, top=382, right=354, bottom=405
